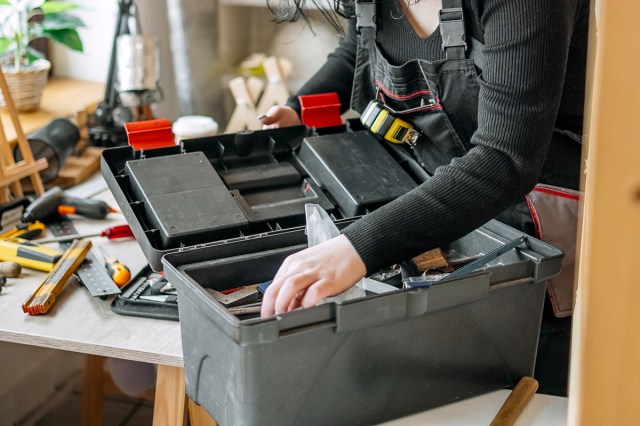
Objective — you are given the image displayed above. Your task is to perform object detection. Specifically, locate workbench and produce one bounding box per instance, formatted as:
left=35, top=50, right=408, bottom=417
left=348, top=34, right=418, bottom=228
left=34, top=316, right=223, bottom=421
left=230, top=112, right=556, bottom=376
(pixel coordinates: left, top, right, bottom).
left=0, top=177, right=568, bottom=425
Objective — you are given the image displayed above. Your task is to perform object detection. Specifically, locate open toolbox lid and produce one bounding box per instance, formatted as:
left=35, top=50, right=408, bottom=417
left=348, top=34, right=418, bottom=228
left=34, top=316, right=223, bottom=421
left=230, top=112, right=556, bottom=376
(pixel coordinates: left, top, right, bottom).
left=102, top=120, right=422, bottom=270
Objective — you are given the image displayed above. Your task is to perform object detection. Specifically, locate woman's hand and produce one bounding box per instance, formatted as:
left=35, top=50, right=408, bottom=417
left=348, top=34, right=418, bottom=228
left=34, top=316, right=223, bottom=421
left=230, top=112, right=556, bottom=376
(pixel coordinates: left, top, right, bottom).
left=257, top=105, right=302, bottom=129
left=260, top=234, right=367, bottom=318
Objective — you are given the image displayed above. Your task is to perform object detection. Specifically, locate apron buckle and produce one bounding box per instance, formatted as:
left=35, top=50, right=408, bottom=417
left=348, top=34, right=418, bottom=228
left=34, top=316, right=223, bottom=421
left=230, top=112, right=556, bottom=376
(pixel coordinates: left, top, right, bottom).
left=439, top=7, right=468, bottom=55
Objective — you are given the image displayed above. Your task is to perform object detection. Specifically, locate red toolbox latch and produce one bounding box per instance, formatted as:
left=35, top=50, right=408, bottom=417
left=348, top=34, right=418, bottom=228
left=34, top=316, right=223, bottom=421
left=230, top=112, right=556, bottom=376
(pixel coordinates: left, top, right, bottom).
left=125, top=118, right=175, bottom=150
left=299, top=93, right=343, bottom=128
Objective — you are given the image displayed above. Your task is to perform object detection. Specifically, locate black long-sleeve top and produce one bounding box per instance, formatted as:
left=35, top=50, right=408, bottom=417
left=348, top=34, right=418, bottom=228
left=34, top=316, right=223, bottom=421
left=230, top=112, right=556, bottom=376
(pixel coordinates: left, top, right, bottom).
left=287, top=0, right=589, bottom=273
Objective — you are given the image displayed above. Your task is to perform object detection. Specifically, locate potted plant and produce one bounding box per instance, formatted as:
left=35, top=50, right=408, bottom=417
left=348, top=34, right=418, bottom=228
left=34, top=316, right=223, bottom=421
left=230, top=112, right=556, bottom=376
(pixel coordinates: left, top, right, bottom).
left=0, top=0, right=84, bottom=111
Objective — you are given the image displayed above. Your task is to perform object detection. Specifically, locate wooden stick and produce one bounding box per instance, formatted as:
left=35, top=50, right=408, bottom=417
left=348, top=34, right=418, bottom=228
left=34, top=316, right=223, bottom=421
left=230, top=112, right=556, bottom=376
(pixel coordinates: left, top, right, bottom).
left=490, top=377, right=538, bottom=426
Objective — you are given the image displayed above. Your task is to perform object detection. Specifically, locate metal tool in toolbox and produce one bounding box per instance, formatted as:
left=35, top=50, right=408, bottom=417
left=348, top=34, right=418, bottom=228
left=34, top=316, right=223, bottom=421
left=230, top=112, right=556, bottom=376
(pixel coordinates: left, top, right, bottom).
left=22, top=240, right=92, bottom=315
left=48, top=216, right=122, bottom=297
left=404, top=235, right=529, bottom=288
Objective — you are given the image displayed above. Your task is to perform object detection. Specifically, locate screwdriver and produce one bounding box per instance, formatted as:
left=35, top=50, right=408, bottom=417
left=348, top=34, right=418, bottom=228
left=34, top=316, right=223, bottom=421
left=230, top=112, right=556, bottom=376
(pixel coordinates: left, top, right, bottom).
left=98, top=247, right=131, bottom=287
left=36, top=225, right=134, bottom=244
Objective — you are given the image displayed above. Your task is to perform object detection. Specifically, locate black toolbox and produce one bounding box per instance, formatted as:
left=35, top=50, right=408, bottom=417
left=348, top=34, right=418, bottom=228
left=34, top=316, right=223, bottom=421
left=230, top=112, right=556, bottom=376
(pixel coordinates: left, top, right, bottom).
left=102, top=121, right=564, bottom=425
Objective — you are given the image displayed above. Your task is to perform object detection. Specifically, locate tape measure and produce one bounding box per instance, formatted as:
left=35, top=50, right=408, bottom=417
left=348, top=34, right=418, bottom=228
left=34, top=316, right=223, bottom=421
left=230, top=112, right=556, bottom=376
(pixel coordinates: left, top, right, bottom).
left=360, top=100, right=420, bottom=145
left=49, top=216, right=122, bottom=297
left=0, top=238, right=61, bottom=272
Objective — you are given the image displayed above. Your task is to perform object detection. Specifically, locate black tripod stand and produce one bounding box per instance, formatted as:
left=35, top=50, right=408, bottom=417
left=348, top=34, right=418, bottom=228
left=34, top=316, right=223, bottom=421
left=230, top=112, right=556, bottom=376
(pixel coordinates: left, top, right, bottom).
left=88, top=0, right=138, bottom=147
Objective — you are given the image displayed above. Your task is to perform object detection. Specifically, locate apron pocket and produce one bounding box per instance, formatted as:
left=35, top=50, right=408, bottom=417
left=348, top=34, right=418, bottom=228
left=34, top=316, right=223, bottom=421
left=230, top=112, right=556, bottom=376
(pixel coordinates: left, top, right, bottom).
left=526, top=184, right=580, bottom=317
left=410, top=111, right=468, bottom=175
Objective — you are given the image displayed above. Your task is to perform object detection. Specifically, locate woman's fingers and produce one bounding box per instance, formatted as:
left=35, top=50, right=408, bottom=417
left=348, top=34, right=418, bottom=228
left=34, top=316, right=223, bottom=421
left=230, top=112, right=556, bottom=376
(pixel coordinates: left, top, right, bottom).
left=300, top=279, right=336, bottom=308
left=260, top=235, right=367, bottom=318
left=273, top=271, right=319, bottom=315
left=257, top=106, right=302, bottom=128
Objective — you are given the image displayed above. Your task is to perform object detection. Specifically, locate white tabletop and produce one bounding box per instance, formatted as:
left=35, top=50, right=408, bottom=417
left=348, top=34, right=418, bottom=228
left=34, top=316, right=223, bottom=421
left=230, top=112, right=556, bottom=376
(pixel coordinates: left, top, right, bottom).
left=0, top=186, right=183, bottom=367
left=381, top=389, right=567, bottom=425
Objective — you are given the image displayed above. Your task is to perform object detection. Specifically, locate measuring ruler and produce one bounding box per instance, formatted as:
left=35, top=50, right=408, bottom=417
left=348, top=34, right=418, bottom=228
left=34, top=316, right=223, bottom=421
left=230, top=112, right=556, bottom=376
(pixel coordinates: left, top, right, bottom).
left=23, top=239, right=92, bottom=315
left=48, top=216, right=122, bottom=297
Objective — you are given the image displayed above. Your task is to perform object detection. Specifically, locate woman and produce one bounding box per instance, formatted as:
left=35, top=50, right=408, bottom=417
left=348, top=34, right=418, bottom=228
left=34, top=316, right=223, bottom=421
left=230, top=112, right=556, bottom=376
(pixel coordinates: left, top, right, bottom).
left=259, top=0, right=588, bottom=395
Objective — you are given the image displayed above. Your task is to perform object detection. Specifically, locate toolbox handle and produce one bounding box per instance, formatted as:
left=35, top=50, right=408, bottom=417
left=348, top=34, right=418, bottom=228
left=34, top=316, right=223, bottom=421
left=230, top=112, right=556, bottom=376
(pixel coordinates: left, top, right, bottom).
left=335, top=272, right=491, bottom=333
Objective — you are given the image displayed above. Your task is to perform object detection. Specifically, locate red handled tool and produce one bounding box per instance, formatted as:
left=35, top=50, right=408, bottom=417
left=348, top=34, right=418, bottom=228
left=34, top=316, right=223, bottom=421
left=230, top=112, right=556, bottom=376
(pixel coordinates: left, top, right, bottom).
left=36, top=224, right=134, bottom=244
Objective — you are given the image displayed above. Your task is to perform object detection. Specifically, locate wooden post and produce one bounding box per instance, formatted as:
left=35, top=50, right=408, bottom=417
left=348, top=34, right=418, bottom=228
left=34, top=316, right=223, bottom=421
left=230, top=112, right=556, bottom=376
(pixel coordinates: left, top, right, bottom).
left=569, top=0, right=640, bottom=424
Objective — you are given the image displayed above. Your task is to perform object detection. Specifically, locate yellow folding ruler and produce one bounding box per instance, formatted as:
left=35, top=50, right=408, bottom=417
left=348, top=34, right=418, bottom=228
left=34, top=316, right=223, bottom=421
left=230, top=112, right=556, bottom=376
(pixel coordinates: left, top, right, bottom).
left=22, top=239, right=92, bottom=315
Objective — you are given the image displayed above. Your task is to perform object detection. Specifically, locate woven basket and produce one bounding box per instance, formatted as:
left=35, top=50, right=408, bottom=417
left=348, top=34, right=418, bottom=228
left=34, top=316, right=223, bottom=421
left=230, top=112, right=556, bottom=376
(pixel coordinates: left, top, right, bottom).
left=0, top=59, right=51, bottom=112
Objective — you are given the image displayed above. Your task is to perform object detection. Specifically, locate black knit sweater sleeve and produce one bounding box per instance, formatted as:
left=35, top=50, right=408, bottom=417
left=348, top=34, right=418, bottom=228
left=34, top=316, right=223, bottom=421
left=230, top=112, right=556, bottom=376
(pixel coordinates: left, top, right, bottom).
left=285, top=20, right=358, bottom=115
left=340, top=0, right=584, bottom=273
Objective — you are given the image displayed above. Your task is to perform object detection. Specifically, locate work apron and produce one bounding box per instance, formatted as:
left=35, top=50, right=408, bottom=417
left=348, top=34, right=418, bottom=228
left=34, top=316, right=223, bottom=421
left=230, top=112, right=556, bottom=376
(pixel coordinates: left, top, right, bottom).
left=352, top=0, right=579, bottom=317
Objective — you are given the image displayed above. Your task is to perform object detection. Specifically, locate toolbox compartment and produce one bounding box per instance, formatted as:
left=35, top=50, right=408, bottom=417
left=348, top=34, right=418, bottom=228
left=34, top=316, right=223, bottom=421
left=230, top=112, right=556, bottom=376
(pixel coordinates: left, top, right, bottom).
left=102, top=121, right=564, bottom=425
left=102, top=121, right=400, bottom=270
left=162, top=219, right=562, bottom=426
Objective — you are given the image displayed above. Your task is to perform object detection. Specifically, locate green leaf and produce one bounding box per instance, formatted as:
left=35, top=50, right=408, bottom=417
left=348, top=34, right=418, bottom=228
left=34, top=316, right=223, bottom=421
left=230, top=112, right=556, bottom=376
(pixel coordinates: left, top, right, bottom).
left=0, top=0, right=10, bottom=5
left=43, top=28, right=83, bottom=52
left=40, top=1, right=81, bottom=14
left=26, top=46, right=46, bottom=64
left=0, top=37, right=12, bottom=54
left=42, top=12, right=85, bottom=30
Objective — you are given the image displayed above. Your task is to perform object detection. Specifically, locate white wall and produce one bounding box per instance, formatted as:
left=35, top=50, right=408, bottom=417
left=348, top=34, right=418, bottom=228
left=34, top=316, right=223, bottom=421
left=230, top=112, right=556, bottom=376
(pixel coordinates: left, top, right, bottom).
left=50, top=0, right=179, bottom=120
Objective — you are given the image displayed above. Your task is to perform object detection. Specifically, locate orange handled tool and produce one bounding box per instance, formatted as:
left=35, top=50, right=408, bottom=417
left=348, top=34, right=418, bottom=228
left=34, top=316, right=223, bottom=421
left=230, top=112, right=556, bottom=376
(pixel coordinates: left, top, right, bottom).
left=98, top=247, right=131, bottom=287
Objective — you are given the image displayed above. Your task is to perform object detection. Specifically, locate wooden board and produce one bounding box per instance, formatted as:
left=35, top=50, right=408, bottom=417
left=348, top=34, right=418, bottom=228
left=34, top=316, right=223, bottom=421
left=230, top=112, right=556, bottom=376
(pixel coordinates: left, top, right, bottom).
left=568, top=0, right=640, bottom=424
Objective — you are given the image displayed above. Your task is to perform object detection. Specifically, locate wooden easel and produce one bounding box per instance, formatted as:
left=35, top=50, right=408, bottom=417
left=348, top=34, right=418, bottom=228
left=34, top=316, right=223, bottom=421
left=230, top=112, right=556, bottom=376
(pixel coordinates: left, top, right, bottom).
left=0, top=67, right=47, bottom=203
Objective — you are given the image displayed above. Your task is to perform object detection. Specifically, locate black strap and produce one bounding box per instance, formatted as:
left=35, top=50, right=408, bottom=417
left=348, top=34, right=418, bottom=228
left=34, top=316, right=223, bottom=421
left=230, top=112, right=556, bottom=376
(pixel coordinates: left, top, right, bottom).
left=355, top=0, right=377, bottom=39
left=439, top=0, right=467, bottom=59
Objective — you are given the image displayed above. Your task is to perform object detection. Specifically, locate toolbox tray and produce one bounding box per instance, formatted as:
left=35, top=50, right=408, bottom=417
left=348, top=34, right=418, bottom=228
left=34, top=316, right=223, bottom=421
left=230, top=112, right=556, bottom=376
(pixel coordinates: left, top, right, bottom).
left=162, top=219, right=563, bottom=426
left=101, top=121, right=419, bottom=270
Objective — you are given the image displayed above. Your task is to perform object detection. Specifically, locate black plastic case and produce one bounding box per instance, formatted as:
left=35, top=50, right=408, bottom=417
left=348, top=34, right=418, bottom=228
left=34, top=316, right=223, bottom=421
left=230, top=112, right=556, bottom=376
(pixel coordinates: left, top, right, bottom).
left=102, top=122, right=565, bottom=425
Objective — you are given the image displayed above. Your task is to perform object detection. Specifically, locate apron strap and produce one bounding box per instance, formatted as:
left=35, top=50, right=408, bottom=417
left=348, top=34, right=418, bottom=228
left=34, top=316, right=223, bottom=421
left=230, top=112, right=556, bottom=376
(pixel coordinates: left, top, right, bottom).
left=354, top=0, right=486, bottom=68
left=440, top=0, right=467, bottom=59
left=355, top=0, right=377, bottom=39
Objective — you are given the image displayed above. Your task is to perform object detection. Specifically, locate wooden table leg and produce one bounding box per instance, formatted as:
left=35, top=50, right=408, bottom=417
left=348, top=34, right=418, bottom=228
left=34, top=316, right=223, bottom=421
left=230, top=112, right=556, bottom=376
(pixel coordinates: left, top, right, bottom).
left=153, top=364, right=187, bottom=426
left=81, top=355, right=105, bottom=426
left=188, top=400, right=218, bottom=426
left=153, top=365, right=217, bottom=426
